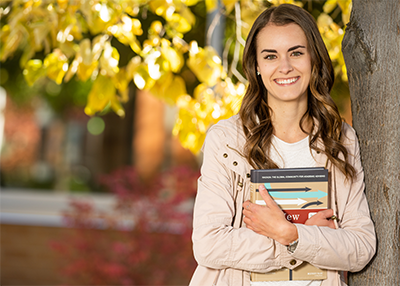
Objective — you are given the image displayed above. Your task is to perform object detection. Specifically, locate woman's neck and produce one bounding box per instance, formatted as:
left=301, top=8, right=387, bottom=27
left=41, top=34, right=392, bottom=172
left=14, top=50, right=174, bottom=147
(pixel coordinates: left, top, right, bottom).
left=270, top=103, right=312, bottom=143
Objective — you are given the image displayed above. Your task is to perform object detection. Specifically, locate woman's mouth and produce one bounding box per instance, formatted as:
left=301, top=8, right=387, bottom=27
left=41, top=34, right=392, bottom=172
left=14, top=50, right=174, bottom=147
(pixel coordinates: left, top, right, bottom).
left=274, top=77, right=299, bottom=85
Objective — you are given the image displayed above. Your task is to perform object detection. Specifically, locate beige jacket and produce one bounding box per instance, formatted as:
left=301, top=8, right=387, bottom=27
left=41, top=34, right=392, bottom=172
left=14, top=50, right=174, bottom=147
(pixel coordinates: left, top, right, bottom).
left=189, top=115, right=376, bottom=286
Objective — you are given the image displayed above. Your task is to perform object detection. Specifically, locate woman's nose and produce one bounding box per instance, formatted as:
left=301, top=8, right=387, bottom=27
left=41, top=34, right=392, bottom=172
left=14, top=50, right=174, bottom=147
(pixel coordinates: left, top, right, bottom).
left=279, top=57, right=294, bottom=74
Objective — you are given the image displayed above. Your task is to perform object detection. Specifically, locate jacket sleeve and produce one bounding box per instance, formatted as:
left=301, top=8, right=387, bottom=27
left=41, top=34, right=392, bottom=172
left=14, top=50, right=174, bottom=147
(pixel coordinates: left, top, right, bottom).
left=292, top=125, right=376, bottom=272
left=192, top=125, right=297, bottom=272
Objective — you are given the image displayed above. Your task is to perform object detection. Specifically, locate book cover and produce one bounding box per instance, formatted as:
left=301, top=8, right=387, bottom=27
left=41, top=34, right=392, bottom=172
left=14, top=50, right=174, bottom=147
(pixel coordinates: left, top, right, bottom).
left=249, top=167, right=328, bottom=282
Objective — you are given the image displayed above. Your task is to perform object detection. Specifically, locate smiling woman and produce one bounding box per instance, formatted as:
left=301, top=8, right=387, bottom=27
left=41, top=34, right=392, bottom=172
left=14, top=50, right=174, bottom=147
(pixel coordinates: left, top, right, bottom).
left=256, top=23, right=311, bottom=128
left=189, top=4, right=376, bottom=286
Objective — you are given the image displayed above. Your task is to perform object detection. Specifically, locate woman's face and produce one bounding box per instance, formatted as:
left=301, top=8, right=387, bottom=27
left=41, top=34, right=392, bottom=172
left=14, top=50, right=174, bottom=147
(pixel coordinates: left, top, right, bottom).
left=256, top=23, right=312, bottom=106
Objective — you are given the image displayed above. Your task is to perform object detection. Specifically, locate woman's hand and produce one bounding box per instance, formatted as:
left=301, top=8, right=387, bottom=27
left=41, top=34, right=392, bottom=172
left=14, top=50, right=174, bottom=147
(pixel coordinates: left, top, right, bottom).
left=305, top=209, right=337, bottom=229
left=243, top=184, right=298, bottom=245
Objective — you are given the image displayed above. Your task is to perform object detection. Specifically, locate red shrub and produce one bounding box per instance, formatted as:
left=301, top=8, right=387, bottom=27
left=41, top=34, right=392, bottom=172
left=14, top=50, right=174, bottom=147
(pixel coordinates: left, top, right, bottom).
left=52, top=166, right=199, bottom=285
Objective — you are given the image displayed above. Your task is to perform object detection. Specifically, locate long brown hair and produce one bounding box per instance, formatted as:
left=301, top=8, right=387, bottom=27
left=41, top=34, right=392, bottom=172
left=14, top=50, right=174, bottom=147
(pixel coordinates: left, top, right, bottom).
left=239, top=4, right=355, bottom=180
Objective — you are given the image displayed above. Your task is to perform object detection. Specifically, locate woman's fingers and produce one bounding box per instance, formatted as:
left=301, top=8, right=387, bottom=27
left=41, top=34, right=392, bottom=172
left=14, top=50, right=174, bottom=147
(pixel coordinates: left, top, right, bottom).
left=243, top=184, right=276, bottom=212
left=243, top=200, right=254, bottom=217
left=243, top=201, right=253, bottom=211
left=318, top=209, right=334, bottom=219
left=258, top=184, right=280, bottom=210
left=305, top=209, right=337, bottom=229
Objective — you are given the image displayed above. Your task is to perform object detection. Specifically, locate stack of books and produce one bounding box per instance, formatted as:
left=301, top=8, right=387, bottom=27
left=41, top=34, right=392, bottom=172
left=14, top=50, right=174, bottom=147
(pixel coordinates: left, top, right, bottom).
left=250, top=167, right=329, bottom=281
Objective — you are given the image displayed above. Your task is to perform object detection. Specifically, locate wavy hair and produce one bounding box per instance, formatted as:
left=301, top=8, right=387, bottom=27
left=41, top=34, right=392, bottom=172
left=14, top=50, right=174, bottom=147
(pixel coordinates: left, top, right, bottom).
left=239, top=4, right=355, bottom=180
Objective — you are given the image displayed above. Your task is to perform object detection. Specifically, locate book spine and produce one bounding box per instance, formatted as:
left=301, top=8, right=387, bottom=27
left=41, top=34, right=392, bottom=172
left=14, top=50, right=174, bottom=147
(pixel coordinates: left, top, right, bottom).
left=250, top=182, right=256, bottom=204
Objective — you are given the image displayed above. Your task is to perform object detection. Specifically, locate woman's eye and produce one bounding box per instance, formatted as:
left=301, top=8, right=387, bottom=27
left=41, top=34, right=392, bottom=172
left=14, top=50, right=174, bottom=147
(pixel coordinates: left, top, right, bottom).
left=264, top=55, right=276, bottom=60
left=291, top=51, right=303, bottom=57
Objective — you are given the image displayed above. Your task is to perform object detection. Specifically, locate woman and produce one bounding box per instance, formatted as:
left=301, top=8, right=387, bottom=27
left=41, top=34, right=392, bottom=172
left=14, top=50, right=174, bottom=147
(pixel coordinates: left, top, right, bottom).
left=189, top=4, right=376, bottom=286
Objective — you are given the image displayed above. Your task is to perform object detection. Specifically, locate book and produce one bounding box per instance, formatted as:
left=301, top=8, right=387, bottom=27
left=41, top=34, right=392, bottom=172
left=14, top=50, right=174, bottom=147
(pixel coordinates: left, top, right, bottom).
left=249, top=167, right=328, bottom=281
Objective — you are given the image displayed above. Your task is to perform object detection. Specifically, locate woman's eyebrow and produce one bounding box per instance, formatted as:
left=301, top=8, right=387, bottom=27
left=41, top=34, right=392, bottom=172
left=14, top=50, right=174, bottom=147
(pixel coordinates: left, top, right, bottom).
left=288, top=45, right=306, bottom=52
left=260, top=45, right=306, bottom=54
left=260, top=49, right=277, bottom=53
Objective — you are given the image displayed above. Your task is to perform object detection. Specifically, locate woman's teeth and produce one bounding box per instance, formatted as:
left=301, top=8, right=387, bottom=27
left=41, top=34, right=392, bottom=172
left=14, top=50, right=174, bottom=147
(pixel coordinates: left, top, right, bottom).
left=275, top=77, right=299, bottom=84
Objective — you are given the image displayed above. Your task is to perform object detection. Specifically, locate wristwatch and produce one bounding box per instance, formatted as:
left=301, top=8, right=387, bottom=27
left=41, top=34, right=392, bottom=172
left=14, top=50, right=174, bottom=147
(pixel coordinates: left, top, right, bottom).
left=287, top=239, right=299, bottom=253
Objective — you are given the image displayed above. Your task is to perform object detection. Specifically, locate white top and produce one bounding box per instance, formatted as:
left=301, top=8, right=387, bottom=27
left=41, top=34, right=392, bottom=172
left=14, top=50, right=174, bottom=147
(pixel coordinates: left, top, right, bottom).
left=270, top=135, right=317, bottom=169
left=250, top=135, right=322, bottom=286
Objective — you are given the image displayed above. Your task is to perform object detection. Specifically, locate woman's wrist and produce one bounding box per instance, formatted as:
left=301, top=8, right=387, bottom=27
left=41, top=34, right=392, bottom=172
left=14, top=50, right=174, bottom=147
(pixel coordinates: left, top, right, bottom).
left=280, top=223, right=299, bottom=246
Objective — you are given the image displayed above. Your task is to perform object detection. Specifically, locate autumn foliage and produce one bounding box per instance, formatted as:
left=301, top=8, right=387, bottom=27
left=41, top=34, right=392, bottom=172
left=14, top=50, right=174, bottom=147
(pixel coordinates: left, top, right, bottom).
left=0, top=0, right=351, bottom=153
left=51, top=166, right=199, bottom=285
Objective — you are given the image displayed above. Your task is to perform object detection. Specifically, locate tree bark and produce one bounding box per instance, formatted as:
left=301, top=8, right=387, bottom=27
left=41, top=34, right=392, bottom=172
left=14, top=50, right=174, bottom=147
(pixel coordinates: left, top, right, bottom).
left=342, top=0, right=400, bottom=285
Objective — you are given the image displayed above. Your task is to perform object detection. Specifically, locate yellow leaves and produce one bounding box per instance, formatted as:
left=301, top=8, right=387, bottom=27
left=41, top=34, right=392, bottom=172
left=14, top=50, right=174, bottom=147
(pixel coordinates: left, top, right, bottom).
left=318, top=0, right=351, bottom=81
left=222, top=0, right=238, bottom=13
left=22, top=0, right=43, bottom=9
left=151, top=73, right=187, bottom=105
left=149, top=0, right=196, bottom=36
left=85, top=2, right=117, bottom=35
left=165, top=75, right=187, bottom=103
left=23, top=59, right=46, bottom=86
left=323, top=0, right=338, bottom=14
left=149, top=0, right=173, bottom=16
left=188, top=42, right=224, bottom=87
left=160, top=39, right=184, bottom=73
left=267, top=0, right=303, bottom=7
left=2, top=0, right=355, bottom=153
left=23, top=50, right=69, bottom=86
left=112, top=68, right=130, bottom=102
left=146, top=50, right=164, bottom=80
left=168, top=8, right=194, bottom=34
left=173, top=91, right=209, bottom=153
left=173, top=79, right=245, bottom=153
left=149, top=20, right=164, bottom=36
left=66, top=35, right=110, bottom=82
left=132, top=64, right=156, bottom=90
left=131, top=44, right=186, bottom=105
left=108, top=14, right=143, bottom=54
left=35, top=32, right=122, bottom=85
left=84, top=74, right=125, bottom=117
left=181, top=0, right=201, bottom=6
left=322, top=0, right=352, bottom=24
left=318, top=13, right=334, bottom=28
left=338, top=0, right=352, bottom=24
left=317, top=12, right=344, bottom=57
left=57, top=0, right=68, bottom=11
left=0, top=24, right=24, bottom=62
left=214, top=78, right=245, bottom=117
left=75, top=39, right=99, bottom=81
left=100, top=42, right=120, bottom=77
left=131, top=18, right=143, bottom=35
left=130, top=33, right=186, bottom=104
left=239, top=1, right=268, bottom=38
left=44, top=49, right=69, bottom=84
left=173, top=107, right=207, bottom=153
left=206, top=0, right=218, bottom=12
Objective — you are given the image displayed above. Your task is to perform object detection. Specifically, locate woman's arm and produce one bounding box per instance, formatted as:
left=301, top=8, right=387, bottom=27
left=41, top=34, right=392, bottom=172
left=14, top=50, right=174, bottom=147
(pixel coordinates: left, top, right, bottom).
left=243, top=185, right=299, bottom=245
left=242, top=184, right=336, bottom=245
left=292, top=127, right=376, bottom=272
left=192, top=126, right=297, bottom=272
left=242, top=126, right=376, bottom=272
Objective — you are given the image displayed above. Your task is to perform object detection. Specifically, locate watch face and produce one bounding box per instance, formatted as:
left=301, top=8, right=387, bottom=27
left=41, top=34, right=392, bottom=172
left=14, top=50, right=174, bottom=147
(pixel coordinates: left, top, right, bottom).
left=288, top=240, right=299, bottom=253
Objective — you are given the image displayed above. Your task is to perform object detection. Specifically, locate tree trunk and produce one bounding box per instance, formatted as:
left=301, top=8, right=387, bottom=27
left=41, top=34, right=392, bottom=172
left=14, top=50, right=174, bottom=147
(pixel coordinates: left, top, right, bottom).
left=342, top=0, right=400, bottom=285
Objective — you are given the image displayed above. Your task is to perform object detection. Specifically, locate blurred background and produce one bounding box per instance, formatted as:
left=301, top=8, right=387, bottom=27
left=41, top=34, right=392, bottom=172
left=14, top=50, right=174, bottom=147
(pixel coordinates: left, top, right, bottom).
left=0, top=0, right=352, bottom=285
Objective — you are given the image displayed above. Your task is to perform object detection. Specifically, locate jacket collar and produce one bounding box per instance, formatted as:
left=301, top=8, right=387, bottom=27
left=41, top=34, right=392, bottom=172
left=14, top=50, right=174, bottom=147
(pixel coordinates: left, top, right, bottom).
left=223, top=115, right=330, bottom=173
